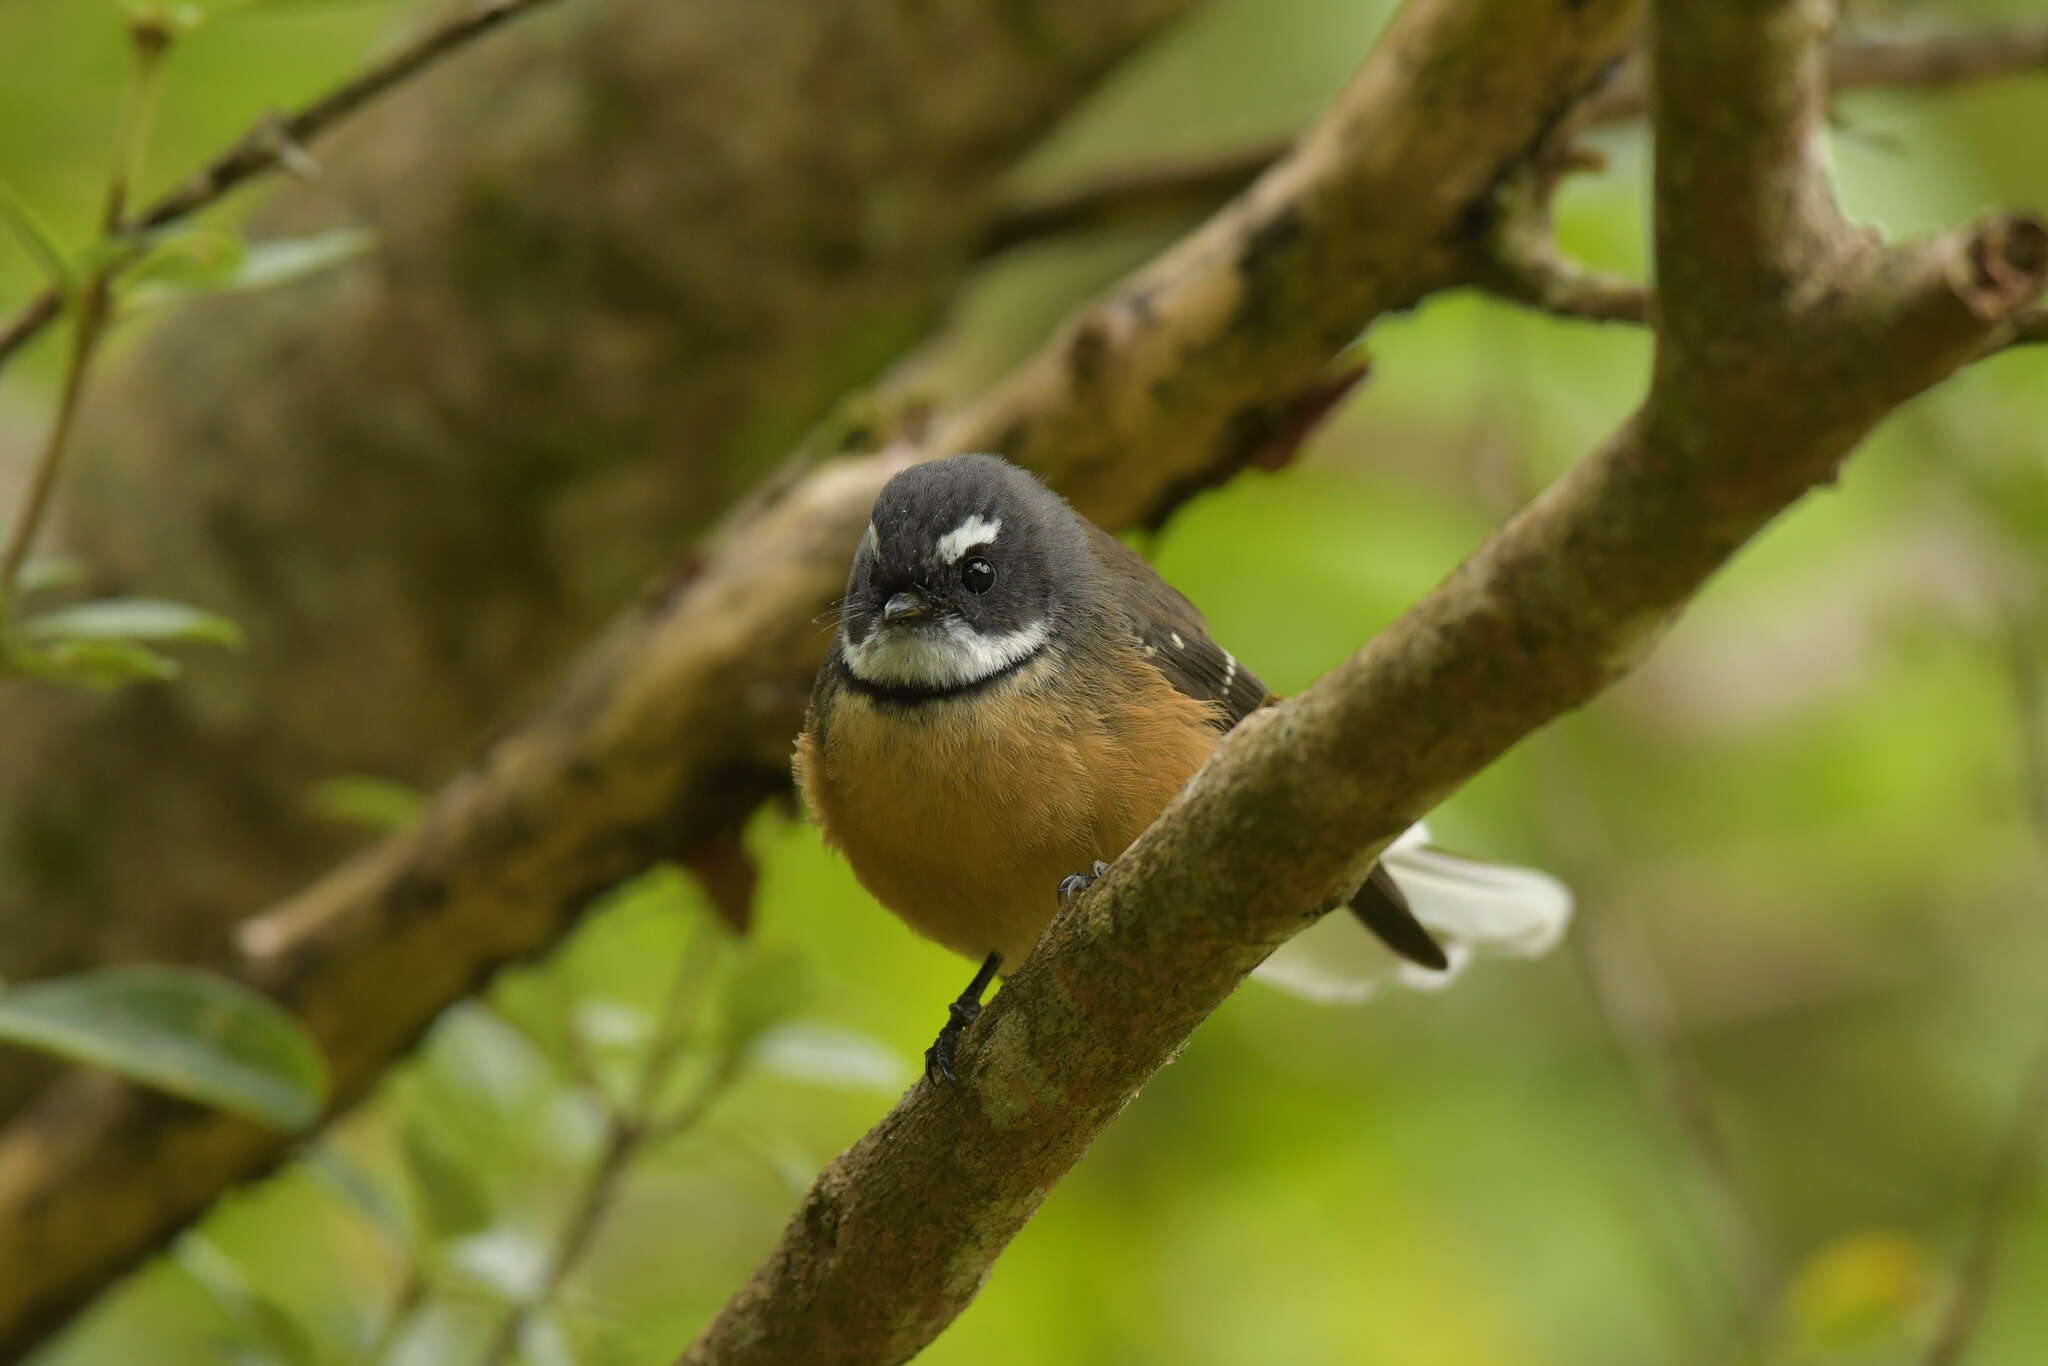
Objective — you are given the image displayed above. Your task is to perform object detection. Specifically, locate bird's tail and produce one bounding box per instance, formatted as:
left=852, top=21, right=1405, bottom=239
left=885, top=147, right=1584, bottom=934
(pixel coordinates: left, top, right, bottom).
left=1252, top=823, right=1572, bottom=1005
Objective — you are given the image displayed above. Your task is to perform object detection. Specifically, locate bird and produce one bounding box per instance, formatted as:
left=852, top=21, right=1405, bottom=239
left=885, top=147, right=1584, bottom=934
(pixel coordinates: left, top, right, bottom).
left=794, top=452, right=1570, bottom=1082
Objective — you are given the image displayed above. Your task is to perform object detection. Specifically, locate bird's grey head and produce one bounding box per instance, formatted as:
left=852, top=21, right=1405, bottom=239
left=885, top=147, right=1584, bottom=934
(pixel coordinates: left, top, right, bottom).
left=838, top=453, right=1087, bottom=694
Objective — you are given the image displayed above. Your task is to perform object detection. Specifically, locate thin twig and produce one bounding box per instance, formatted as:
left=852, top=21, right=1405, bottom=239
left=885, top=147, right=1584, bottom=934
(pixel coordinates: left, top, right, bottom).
left=1584, top=22, right=2048, bottom=123
left=1472, top=245, right=1650, bottom=324
left=137, top=0, right=561, bottom=233
left=0, top=0, right=563, bottom=376
left=978, top=145, right=1279, bottom=257
left=2007, top=619, right=2048, bottom=845
left=0, top=22, right=170, bottom=604
left=1464, top=393, right=1771, bottom=1345
left=101, top=18, right=173, bottom=235
left=1570, top=919, right=1779, bottom=1332
left=1467, top=141, right=1651, bottom=325
left=0, top=284, right=109, bottom=608
left=980, top=23, right=2048, bottom=259
left=473, top=924, right=733, bottom=1366
left=357, top=1266, right=427, bottom=1366
left=1926, top=1032, right=2048, bottom=1366
left=1827, top=24, right=2048, bottom=95
left=1924, top=615, right=2048, bottom=1365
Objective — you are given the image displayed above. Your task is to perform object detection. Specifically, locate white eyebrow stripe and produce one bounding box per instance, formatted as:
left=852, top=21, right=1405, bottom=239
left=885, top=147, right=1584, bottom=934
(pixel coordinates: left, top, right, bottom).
left=935, top=514, right=1002, bottom=563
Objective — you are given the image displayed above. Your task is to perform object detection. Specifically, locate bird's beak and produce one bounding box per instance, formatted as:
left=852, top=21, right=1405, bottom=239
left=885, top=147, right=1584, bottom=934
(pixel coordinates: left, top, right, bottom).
left=881, top=589, right=933, bottom=624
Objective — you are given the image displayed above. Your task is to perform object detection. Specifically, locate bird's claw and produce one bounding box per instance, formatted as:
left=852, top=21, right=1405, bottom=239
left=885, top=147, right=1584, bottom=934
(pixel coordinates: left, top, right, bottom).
left=923, top=996, right=984, bottom=1086
left=1058, top=859, right=1111, bottom=906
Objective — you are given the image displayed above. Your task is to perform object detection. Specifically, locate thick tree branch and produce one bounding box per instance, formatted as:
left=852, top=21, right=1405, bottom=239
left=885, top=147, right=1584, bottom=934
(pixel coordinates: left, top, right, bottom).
left=0, top=0, right=1211, bottom=1351
left=0, top=0, right=1204, bottom=1041
left=675, top=2, right=2046, bottom=1361
left=0, top=0, right=1643, bottom=1352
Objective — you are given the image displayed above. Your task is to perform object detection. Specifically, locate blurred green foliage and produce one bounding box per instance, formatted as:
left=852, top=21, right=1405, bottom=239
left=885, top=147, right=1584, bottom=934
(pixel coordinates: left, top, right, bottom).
left=5, top=0, right=2047, bottom=1363
left=0, top=966, right=326, bottom=1128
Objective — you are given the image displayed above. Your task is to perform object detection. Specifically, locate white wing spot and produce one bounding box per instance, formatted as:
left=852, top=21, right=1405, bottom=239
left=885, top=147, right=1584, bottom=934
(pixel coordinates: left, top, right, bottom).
left=1222, top=651, right=1237, bottom=690
left=936, top=514, right=1002, bottom=563
left=1171, top=632, right=1185, bottom=649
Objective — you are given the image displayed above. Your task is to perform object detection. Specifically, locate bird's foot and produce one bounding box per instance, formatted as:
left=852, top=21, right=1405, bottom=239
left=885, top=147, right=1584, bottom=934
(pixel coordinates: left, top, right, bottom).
left=923, top=997, right=982, bottom=1086
left=1058, top=860, right=1111, bottom=906
left=924, top=951, right=1002, bottom=1086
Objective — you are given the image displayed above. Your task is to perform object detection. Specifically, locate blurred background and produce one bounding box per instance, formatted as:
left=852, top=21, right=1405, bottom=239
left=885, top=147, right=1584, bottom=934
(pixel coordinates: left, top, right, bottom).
left=3, top=0, right=2045, bottom=1363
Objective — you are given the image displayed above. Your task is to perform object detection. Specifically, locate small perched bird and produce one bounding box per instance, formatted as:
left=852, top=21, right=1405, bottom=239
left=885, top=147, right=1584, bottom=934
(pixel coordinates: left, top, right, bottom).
left=796, top=453, right=1568, bottom=1081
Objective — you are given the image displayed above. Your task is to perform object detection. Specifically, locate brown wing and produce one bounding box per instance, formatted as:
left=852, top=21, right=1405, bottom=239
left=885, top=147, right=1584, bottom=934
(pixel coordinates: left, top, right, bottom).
left=1084, top=523, right=1448, bottom=971
left=1083, top=524, right=1270, bottom=731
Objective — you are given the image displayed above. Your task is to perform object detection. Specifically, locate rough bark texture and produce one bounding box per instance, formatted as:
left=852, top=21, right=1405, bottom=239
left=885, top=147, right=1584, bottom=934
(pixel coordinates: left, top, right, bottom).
left=9, top=0, right=2042, bottom=1356
left=674, top=2, right=2045, bottom=1361
left=0, top=0, right=1192, bottom=1100
left=0, top=0, right=1202, bottom=1351
left=0, top=0, right=1644, bottom=1351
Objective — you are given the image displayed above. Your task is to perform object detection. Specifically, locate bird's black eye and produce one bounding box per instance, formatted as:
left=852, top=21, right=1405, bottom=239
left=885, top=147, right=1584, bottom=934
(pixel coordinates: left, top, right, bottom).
left=960, top=556, right=995, bottom=594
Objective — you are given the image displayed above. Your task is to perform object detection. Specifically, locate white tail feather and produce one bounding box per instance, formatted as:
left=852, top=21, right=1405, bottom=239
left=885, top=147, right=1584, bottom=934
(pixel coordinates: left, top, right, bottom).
left=1252, top=822, right=1572, bottom=1005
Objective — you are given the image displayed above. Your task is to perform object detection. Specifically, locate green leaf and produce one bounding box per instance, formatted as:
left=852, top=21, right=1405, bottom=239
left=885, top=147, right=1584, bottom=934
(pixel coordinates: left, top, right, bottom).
left=22, top=596, right=243, bottom=647
left=116, top=223, right=247, bottom=290
left=236, top=229, right=375, bottom=289
left=4, top=636, right=180, bottom=690
left=0, top=179, right=74, bottom=295
left=173, top=1235, right=326, bottom=1366
left=0, top=968, right=327, bottom=1129
left=126, top=228, right=373, bottom=311
left=15, top=556, right=85, bottom=597
left=305, top=775, right=423, bottom=833
left=400, top=1120, right=493, bottom=1243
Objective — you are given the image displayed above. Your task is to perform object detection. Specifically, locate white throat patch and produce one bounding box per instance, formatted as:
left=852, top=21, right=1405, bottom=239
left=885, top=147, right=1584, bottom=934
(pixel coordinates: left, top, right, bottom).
left=935, top=514, right=1001, bottom=563
left=842, top=618, right=1047, bottom=691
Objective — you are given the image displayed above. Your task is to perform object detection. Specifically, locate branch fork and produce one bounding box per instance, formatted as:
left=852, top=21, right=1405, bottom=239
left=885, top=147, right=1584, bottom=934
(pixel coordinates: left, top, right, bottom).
left=677, top=2, right=2044, bottom=1361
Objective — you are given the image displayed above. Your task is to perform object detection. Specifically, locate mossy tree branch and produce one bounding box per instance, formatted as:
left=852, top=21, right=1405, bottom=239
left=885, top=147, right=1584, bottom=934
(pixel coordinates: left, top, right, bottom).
left=0, top=0, right=1641, bottom=1351
left=0, top=0, right=1207, bottom=1350
left=675, top=2, right=2046, bottom=1361
left=5, top=0, right=2042, bottom=1358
